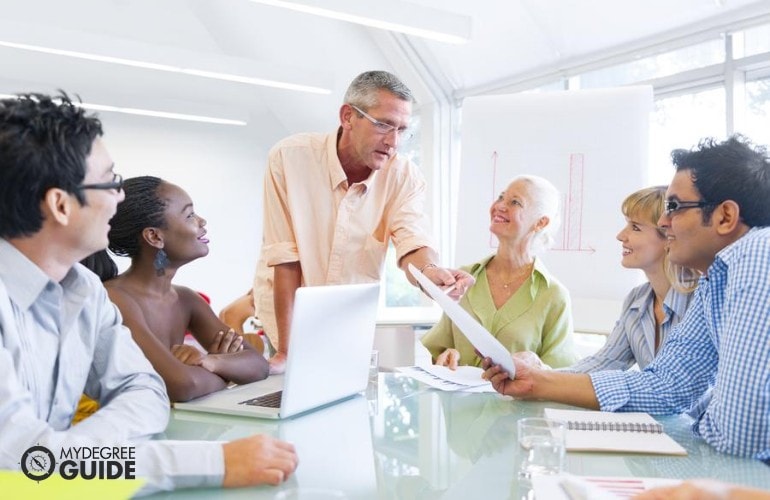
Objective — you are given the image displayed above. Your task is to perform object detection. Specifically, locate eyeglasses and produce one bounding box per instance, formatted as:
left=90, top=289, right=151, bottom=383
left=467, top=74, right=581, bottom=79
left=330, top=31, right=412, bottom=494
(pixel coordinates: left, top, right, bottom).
left=663, top=199, right=715, bottom=216
left=350, top=104, right=412, bottom=140
left=78, top=173, right=124, bottom=193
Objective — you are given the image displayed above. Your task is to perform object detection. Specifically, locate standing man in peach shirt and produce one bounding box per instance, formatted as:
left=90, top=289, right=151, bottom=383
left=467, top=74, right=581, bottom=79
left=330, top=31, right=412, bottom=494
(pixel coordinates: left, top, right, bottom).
left=255, top=70, right=473, bottom=374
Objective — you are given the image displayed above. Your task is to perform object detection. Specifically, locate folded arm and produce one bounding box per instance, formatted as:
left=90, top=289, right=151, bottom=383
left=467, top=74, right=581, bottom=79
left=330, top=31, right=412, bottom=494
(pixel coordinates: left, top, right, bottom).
left=183, top=287, right=269, bottom=384
left=106, top=289, right=229, bottom=402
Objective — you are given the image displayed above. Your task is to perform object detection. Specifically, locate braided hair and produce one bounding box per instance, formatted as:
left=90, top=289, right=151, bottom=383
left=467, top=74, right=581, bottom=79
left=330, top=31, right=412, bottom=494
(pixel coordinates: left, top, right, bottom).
left=81, top=176, right=167, bottom=281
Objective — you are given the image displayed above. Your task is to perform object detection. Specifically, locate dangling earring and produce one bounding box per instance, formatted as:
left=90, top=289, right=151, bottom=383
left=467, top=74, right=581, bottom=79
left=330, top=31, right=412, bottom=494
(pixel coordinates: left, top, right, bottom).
left=154, top=249, right=169, bottom=276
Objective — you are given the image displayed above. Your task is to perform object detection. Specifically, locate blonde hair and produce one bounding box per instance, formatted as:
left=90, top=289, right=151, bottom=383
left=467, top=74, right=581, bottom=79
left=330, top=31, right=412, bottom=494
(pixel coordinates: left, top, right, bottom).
left=622, top=186, right=699, bottom=293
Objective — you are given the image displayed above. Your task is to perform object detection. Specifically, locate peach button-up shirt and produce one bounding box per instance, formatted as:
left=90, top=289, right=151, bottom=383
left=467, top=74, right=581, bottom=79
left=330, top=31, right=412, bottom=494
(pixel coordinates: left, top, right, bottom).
left=254, top=130, right=434, bottom=347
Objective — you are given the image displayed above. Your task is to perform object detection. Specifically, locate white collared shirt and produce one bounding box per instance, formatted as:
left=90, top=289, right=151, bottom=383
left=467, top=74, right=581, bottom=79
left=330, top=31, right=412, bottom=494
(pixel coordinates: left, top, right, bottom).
left=0, top=239, right=224, bottom=494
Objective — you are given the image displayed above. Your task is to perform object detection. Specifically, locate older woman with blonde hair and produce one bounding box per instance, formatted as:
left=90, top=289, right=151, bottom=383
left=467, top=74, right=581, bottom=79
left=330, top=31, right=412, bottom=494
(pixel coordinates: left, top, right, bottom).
left=421, top=175, right=578, bottom=369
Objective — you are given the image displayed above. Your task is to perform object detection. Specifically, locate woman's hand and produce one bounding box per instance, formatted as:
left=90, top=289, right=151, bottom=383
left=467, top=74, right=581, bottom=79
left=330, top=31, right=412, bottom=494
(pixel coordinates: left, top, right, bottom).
left=435, top=348, right=461, bottom=370
left=208, top=328, right=244, bottom=354
left=171, top=344, right=207, bottom=366
left=513, top=350, right=549, bottom=369
left=171, top=344, right=224, bottom=374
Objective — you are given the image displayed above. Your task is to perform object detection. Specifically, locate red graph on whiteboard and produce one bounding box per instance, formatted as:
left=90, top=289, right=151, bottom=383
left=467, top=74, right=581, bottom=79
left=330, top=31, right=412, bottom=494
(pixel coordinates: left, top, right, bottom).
left=490, top=151, right=594, bottom=253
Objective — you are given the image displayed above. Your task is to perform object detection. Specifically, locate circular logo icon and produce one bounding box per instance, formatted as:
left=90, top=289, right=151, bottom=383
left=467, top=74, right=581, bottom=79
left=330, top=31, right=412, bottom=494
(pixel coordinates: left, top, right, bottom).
left=21, top=445, right=56, bottom=482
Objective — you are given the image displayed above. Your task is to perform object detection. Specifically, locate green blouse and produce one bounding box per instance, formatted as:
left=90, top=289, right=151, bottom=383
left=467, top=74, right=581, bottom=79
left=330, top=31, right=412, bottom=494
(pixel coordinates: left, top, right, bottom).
left=421, top=255, right=577, bottom=369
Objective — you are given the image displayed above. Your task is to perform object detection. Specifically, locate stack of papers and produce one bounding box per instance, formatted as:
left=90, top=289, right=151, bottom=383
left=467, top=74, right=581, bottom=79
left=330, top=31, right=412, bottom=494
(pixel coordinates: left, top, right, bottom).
left=396, top=365, right=495, bottom=393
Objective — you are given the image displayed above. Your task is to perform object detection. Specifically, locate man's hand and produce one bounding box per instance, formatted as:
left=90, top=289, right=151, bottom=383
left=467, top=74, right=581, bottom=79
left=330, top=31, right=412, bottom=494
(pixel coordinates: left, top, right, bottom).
left=208, top=328, right=244, bottom=354
left=632, top=479, right=737, bottom=500
left=481, top=355, right=538, bottom=399
left=171, top=344, right=207, bottom=366
left=483, top=355, right=599, bottom=408
left=435, top=348, right=461, bottom=370
left=268, top=352, right=287, bottom=375
left=222, top=434, right=298, bottom=487
left=421, top=266, right=475, bottom=301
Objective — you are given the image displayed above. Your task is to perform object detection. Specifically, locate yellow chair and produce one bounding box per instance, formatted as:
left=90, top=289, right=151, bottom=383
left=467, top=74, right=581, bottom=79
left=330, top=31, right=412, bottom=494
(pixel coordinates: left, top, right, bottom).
left=72, top=394, right=99, bottom=424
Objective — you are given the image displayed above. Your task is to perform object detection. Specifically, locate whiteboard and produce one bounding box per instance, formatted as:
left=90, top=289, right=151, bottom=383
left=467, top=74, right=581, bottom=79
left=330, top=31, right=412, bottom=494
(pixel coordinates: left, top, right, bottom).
left=457, top=87, right=653, bottom=303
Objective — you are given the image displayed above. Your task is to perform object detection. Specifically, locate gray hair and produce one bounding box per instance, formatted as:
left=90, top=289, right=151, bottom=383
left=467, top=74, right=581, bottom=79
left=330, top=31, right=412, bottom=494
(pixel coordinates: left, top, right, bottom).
left=343, top=70, right=414, bottom=110
left=511, top=174, right=562, bottom=252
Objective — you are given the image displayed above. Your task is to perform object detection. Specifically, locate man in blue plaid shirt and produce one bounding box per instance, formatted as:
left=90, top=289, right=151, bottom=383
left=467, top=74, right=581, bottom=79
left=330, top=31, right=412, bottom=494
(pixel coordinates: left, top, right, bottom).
left=483, top=135, right=770, bottom=462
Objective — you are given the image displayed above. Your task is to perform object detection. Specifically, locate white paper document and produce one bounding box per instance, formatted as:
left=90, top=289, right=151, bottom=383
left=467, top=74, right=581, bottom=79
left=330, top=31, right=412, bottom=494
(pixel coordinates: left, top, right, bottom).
left=408, top=263, right=516, bottom=378
left=396, top=365, right=494, bottom=392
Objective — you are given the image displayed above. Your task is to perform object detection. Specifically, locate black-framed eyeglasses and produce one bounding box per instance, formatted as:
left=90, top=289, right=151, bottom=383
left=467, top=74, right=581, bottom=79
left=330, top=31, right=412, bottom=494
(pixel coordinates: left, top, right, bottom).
left=78, top=173, right=124, bottom=193
left=663, top=199, right=716, bottom=216
left=350, top=104, right=413, bottom=140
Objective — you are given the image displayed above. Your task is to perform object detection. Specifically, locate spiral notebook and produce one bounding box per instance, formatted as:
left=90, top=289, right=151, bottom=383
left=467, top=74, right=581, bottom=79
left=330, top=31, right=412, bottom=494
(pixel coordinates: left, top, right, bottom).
left=544, top=408, right=687, bottom=456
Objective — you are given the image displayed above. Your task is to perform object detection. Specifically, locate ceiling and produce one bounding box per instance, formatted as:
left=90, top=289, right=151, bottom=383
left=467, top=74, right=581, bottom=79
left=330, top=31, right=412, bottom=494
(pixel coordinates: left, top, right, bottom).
left=2, top=0, right=769, bottom=139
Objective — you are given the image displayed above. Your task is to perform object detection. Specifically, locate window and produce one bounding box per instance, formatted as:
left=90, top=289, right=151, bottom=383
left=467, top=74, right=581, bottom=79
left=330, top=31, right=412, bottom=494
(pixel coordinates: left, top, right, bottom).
left=524, top=79, right=568, bottom=93
left=382, top=114, right=427, bottom=310
left=383, top=243, right=422, bottom=307
left=568, top=37, right=732, bottom=184
left=738, top=23, right=770, bottom=58
left=741, top=77, right=770, bottom=147
left=578, top=39, right=725, bottom=89
left=649, top=87, right=726, bottom=184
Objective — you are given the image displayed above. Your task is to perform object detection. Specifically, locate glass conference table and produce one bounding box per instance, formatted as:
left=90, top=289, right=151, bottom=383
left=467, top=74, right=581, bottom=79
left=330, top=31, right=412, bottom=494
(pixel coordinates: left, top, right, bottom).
left=149, top=373, right=770, bottom=499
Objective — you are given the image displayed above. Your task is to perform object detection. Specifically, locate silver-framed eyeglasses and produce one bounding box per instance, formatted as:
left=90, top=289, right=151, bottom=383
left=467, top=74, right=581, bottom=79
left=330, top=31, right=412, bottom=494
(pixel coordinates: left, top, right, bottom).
left=350, top=104, right=412, bottom=140
left=78, top=173, right=124, bottom=193
left=663, top=199, right=715, bottom=216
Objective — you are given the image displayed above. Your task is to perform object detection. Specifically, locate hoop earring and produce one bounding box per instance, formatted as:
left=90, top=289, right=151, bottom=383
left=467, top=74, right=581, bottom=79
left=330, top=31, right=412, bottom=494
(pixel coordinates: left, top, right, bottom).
left=154, top=249, right=169, bottom=276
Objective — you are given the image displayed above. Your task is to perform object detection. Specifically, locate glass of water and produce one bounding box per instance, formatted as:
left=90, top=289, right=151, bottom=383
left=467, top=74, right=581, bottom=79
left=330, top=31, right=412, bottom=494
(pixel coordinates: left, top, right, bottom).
left=517, top=417, right=566, bottom=478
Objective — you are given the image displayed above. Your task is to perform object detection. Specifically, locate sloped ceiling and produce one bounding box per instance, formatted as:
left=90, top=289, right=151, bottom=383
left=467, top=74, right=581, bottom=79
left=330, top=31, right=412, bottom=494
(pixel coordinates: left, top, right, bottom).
left=1, top=0, right=768, bottom=136
left=405, top=0, right=770, bottom=96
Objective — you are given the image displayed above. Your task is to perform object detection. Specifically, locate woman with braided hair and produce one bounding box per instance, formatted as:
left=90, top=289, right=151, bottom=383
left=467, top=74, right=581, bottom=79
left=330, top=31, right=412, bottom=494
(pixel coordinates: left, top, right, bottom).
left=84, top=176, right=268, bottom=402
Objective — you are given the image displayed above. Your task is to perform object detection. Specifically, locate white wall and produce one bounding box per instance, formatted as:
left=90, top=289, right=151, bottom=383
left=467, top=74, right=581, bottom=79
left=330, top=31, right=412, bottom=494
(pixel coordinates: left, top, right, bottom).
left=100, top=113, right=275, bottom=312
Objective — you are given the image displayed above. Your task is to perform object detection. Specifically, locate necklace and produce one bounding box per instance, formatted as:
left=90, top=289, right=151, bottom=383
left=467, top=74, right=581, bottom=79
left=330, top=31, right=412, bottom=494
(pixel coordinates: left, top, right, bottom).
left=490, top=262, right=533, bottom=289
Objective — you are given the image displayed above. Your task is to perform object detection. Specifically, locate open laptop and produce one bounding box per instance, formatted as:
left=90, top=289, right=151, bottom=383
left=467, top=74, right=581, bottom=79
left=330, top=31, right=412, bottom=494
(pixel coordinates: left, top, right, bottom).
left=175, top=282, right=380, bottom=419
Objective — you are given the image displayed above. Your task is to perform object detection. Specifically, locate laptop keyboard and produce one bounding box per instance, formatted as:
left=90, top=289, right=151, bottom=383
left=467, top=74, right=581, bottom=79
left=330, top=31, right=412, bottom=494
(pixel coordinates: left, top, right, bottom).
left=239, top=391, right=283, bottom=408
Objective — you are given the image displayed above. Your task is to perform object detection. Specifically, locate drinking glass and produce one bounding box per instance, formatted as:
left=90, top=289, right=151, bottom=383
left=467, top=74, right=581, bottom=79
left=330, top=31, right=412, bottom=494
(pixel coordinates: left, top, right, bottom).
left=517, top=417, right=566, bottom=478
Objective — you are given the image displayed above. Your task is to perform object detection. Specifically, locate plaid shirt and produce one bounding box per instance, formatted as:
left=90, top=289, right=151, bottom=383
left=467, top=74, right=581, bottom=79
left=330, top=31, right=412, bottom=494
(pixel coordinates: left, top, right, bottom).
left=591, top=226, right=770, bottom=461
